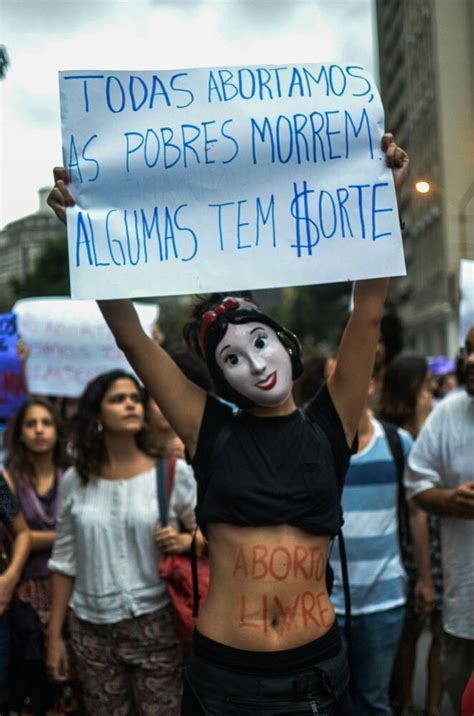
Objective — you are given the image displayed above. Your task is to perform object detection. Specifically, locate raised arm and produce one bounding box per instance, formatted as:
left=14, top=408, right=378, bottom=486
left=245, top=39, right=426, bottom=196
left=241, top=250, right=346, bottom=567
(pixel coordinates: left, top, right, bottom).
left=327, top=134, right=409, bottom=445
left=47, top=169, right=206, bottom=454
left=98, top=299, right=206, bottom=453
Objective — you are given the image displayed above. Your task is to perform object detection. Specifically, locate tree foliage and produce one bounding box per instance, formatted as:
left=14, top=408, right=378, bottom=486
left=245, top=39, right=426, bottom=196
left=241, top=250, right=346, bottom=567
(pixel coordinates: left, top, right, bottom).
left=255, top=283, right=352, bottom=355
left=10, top=237, right=70, bottom=300
left=159, top=283, right=353, bottom=357
left=0, top=45, right=9, bottom=80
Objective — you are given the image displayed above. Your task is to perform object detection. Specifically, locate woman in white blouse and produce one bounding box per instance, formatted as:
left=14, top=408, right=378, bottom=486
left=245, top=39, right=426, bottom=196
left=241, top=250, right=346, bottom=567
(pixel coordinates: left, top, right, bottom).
left=47, top=369, right=196, bottom=716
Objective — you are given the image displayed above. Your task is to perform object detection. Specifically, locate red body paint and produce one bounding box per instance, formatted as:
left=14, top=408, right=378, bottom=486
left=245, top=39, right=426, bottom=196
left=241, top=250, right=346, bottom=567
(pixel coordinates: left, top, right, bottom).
left=238, top=590, right=332, bottom=635
left=232, top=544, right=326, bottom=583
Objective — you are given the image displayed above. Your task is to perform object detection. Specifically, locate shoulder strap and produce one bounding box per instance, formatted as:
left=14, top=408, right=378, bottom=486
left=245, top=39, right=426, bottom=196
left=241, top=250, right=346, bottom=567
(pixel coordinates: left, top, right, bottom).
left=380, top=420, right=405, bottom=485
left=166, top=455, right=177, bottom=502
left=379, top=420, right=409, bottom=543
left=337, top=529, right=352, bottom=645
left=156, top=456, right=169, bottom=527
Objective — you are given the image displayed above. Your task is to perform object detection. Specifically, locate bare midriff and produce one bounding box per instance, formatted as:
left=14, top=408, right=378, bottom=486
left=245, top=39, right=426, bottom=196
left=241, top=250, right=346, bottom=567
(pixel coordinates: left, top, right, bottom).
left=197, top=523, right=335, bottom=651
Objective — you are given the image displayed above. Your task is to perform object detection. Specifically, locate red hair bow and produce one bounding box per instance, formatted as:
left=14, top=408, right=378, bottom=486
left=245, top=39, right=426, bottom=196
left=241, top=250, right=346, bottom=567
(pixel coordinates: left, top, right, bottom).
left=198, top=297, right=249, bottom=354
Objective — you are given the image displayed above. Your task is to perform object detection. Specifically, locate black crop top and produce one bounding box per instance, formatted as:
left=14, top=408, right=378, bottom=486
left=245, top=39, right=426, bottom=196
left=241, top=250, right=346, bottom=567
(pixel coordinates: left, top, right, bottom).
left=191, top=385, right=356, bottom=538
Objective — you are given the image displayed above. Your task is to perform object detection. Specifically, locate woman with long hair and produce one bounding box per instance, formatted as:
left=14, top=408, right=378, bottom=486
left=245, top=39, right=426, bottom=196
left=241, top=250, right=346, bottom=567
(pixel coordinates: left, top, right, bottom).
left=4, top=396, right=67, bottom=715
left=48, top=134, right=409, bottom=715
left=47, top=369, right=197, bottom=715
left=379, top=355, right=433, bottom=438
left=379, top=354, right=443, bottom=716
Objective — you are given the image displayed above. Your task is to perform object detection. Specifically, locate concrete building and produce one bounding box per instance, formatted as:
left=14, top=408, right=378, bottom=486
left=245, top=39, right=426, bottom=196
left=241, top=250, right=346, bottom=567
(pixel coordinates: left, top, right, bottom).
left=376, top=0, right=473, bottom=355
left=0, top=187, right=66, bottom=308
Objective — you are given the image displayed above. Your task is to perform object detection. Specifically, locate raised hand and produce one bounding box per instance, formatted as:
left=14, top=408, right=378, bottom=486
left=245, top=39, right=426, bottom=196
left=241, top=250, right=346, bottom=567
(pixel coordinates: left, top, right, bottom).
left=381, top=132, right=409, bottom=199
left=47, top=167, right=75, bottom=224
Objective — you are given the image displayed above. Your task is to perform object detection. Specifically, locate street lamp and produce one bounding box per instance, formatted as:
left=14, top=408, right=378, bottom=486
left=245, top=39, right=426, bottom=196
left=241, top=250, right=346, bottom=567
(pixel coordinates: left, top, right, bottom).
left=413, top=178, right=473, bottom=258
left=415, top=180, right=431, bottom=195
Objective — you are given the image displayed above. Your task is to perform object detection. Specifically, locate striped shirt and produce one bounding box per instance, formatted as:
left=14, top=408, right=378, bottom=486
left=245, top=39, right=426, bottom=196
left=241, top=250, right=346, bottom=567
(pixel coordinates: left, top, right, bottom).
left=330, top=418, right=412, bottom=615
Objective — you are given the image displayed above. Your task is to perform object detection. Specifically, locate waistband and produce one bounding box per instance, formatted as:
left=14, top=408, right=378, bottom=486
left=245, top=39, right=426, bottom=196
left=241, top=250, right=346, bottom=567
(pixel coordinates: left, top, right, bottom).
left=192, top=620, right=341, bottom=675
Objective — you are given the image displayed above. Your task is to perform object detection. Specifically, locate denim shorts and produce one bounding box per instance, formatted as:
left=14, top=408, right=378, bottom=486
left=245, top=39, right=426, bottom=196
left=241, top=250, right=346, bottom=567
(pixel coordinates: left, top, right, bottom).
left=182, top=623, right=354, bottom=715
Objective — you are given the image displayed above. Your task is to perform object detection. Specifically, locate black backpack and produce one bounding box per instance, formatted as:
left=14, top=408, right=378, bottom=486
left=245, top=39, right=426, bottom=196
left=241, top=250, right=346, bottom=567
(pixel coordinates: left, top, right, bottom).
left=379, top=420, right=409, bottom=546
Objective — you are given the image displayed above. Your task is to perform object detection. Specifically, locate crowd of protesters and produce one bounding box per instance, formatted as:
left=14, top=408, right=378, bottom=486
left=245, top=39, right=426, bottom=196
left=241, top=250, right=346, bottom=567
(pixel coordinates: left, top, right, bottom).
left=0, top=133, right=472, bottom=714
left=0, top=313, right=472, bottom=715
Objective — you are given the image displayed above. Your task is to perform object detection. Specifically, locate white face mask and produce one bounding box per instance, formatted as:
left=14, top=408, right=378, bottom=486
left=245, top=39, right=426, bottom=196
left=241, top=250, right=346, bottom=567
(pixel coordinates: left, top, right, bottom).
left=215, top=322, right=293, bottom=407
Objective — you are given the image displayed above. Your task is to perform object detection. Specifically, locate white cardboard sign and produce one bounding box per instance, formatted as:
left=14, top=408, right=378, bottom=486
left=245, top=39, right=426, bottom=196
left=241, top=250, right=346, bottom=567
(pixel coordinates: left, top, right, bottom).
left=459, top=259, right=474, bottom=342
left=59, top=63, right=406, bottom=300
left=13, top=297, right=158, bottom=397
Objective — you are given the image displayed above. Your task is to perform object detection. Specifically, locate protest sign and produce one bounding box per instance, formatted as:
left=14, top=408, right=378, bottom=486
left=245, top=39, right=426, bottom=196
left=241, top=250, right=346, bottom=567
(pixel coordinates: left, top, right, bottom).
left=59, top=63, right=406, bottom=300
left=459, top=259, right=474, bottom=341
left=0, top=313, right=27, bottom=419
left=13, top=297, right=158, bottom=397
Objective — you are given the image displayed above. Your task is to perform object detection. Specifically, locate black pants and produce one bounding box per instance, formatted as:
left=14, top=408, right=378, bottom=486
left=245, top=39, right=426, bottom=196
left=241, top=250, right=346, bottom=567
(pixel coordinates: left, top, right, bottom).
left=182, top=624, right=354, bottom=715
left=8, top=601, right=57, bottom=716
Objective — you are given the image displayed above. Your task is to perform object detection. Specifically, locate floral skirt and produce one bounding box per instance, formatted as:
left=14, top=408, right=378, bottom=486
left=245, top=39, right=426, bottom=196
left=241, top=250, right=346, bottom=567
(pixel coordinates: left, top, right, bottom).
left=68, top=605, right=183, bottom=716
left=17, top=577, right=51, bottom=632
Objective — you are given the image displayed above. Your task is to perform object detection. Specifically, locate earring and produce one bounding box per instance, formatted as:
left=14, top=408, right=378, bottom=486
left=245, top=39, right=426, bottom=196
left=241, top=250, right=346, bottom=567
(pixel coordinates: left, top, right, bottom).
left=96, top=421, right=103, bottom=433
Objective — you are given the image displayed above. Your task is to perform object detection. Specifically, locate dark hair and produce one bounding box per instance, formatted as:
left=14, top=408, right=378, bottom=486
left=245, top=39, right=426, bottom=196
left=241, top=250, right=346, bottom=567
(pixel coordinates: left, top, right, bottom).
left=293, top=351, right=328, bottom=407
left=379, top=354, right=428, bottom=427
left=72, top=370, right=157, bottom=483
left=5, top=397, right=67, bottom=488
left=380, top=310, right=404, bottom=367
left=183, top=293, right=303, bottom=408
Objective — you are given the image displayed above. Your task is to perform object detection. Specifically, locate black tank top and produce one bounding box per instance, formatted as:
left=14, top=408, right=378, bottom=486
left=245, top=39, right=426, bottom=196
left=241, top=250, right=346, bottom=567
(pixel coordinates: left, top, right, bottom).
left=191, top=385, right=355, bottom=538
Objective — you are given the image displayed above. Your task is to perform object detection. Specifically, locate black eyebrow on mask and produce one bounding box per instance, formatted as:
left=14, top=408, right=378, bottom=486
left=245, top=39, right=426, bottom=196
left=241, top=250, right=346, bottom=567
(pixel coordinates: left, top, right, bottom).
left=219, top=326, right=266, bottom=356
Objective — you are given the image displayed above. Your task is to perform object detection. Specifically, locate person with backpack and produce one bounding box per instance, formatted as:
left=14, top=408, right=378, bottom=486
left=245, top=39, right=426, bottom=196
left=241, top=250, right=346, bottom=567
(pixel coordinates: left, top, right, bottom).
left=329, top=373, right=415, bottom=715
left=47, top=370, right=197, bottom=715
left=47, top=133, right=409, bottom=715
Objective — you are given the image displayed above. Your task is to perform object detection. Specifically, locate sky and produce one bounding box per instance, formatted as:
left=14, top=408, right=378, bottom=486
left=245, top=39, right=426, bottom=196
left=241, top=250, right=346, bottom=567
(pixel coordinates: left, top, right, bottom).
left=0, top=0, right=377, bottom=230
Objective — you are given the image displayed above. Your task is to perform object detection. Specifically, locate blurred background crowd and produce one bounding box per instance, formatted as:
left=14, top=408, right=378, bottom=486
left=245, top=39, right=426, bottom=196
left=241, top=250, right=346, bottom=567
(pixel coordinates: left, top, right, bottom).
left=0, top=308, right=473, bottom=715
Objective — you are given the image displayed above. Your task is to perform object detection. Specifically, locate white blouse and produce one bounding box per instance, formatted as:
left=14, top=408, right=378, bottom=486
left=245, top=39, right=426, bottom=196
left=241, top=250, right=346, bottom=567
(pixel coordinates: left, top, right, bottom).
left=48, top=459, right=196, bottom=624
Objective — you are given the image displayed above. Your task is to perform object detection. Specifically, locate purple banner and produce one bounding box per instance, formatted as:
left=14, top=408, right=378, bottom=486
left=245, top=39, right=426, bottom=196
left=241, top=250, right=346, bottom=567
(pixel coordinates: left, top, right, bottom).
left=0, top=313, right=27, bottom=419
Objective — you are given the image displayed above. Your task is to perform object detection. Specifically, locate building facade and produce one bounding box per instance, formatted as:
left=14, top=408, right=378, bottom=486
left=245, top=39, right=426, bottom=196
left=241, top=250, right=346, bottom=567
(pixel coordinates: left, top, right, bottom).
left=0, top=187, right=66, bottom=308
left=376, top=0, right=473, bottom=355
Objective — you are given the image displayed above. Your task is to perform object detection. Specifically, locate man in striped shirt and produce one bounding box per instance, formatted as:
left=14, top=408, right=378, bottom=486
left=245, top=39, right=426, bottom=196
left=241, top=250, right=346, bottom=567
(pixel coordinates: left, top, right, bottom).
left=330, top=379, right=413, bottom=715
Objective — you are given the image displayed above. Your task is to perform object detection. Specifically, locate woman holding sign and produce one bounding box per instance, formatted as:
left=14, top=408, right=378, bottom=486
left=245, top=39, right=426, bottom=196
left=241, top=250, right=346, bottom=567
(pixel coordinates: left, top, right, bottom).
left=48, top=133, right=409, bottom=715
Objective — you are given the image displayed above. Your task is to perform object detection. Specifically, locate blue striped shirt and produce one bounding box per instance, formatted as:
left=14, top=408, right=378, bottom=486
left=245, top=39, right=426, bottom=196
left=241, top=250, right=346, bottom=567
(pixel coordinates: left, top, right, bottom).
left=330, top=418, right=412, bottom=615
